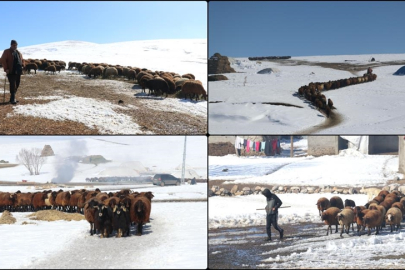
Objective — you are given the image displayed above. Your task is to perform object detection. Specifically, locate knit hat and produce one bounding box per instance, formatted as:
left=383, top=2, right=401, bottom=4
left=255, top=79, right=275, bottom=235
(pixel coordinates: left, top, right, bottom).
left=11, top=40, right=17, bottom=45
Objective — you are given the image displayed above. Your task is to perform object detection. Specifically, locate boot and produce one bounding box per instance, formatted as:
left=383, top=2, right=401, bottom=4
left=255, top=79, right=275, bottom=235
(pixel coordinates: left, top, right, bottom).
left=9, top=92, right=18, bottom=104
left=280, top=229, right=284, bottom=239
left=266, top=237, right=272, bottom=241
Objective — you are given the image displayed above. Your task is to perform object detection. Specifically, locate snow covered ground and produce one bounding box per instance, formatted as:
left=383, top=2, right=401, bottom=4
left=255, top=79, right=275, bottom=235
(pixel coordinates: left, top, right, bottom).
left=0, top=186, right=207, bottom=269
left=209, top=149, right=401, bottom=187
left=0, top=136, right=207, bottom=183
left=209, top=53, right=405, bottom=134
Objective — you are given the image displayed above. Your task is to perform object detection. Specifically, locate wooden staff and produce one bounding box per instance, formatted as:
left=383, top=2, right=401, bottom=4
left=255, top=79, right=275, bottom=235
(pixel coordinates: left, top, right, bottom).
left=256, top=206, right=291, bottom=210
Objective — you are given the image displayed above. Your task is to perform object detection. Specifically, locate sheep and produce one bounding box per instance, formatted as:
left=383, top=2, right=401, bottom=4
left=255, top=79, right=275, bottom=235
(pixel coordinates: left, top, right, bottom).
left=24, top=63, right=38, bottom=74
left=391, top=202, right=404, bottom=216
left=84, top=198, right=101, bottom=235
left=160, top=75, right=176, bottom=93
left=96, top=204, right=113, bottom=238
left=363, top=209, right=383, bottom=235
left=113, top=204, right=131, bottom=237
left=174, top=78, right=189, bottom=91
left=321, top=207, right=340, bottom=235
left=327, top=98, right=333, bottom=109
left=380, top=198, right=396, bottom=211
left=127, top=69, right=136, bottom=81
left=146, top=79, right=170, bottom=97
left=372, top=195, right=385, bottom=204
left=182, top=73, right=195, bottom=80
left=344, top=199, right=356, bottom=208
left=356, top=208, right=370, bottom=235
left=385, top=207, right=402, bottom=232
left=103, top=67, right=118, bottom=79
left=181, top=80, right=207, bottom=101
left=45, top=65, right=57, bottom=75
left=353, top=206, right=366, bottom=232
left=88, top=66, right=104, bottom=78
left=368, top=203, right=386, bottom=229
left=316, top=197, right=330, bottom=217
left=337, top=208, right=355, bottom=237
left=330, top=196, right=344, bottom=209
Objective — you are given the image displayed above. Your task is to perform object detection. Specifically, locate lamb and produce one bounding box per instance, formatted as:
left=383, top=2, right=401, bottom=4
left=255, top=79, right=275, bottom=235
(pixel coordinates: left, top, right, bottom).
left=330, top=196, right=344, bottom=209
left=337, top=208, right=355, bottom=237
left=385, top=207, right=402, bottom=232
left=321, top=207, right=340, bottom=235
left=363, top=209, right=383, bottom=235
left=181, top=80, right=207, bottom=101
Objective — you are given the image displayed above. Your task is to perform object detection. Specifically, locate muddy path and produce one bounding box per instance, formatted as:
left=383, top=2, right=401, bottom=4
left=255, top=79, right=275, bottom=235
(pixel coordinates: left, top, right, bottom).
left=209, top=222, right=325, bottom=269
left=295, top=110, right=344, bottom=134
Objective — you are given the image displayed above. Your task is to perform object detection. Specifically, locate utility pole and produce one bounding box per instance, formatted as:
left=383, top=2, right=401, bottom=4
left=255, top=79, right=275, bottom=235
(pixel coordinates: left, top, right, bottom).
left=290, top=136, right=293, bottom=157
left=181, top=136, right=187, bottom=184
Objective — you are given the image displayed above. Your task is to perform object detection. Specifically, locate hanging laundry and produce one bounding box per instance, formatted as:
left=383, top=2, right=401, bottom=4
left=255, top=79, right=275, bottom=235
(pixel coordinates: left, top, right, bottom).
left=255, top=141, right=260, bottom=152
left=246, top=140, right=250, bottom=152
left=261, top=141, right=266, bottom=152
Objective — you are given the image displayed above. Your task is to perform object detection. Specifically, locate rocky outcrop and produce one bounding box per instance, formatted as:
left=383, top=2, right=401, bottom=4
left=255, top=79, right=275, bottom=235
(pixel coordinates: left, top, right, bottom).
left=208, top=53, right=236, bottom=74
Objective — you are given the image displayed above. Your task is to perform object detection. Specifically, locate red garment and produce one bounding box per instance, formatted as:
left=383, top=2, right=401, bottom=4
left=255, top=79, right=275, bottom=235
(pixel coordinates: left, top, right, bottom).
left=246, top=140, right=250, bottom=152
left=255, top=141, right=260, bottom=152
left=272, top=139, right=277, bottom=155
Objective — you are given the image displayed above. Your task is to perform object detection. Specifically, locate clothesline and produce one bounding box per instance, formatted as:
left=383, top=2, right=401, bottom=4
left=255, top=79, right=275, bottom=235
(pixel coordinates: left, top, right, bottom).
left=235, top=136, right=281, bottom=156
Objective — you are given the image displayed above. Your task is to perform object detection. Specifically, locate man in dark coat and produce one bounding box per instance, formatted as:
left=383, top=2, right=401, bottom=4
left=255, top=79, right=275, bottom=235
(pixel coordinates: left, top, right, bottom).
left=1, top=40, right=24, bottom=104
left=262, top=188, right=284, bottom=241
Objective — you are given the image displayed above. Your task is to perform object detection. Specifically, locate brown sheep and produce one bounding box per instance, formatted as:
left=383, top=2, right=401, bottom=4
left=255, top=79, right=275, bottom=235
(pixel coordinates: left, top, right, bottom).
left=330, top=196, right=344, bottom=209
left=24, top=63, right=38, bottom=74
left=182, top=73, right=195, bottom=80
left=378, top=190, right=389, bottom=198
left=391, top=202, right=404, bottom=216
left=321, top=207, right=340, bottom=235
left=181, top=80, right=207, bottom=101
left=84, top=198, right=101, bottom=235
left=368, top=203, right=386, bottom=229
left=372, top=195, right=385, bottom=204
left=363, top=209, right=383, bottom=235
left=160, top=75, right=176, bottom=93
left=356, top=208, right=370, bottom=235
left=55, top=191, right=71, bottom=212
left=316, top=197, right=330, bottom=217
left=127, top=69, right=136, bottom=81
left=130, top=195, right=151, bottom=236
left=0, top=192, right=17, bottom=212
left=45, top=65, right=57, bottom=75
left=88, top=66, right=104, bottom=78
left=32, top=192, right=48, bottom=211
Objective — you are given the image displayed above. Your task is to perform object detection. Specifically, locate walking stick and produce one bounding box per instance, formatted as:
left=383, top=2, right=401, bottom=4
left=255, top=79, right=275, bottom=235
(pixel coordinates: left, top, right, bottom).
left=3, top=76, right=6, bottom=103
left=256, top=206, right=291, bottom=210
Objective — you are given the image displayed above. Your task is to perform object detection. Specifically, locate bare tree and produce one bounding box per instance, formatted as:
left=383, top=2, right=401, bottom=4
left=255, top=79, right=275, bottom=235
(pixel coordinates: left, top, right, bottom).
left=16, top=148, right=46, bottom=175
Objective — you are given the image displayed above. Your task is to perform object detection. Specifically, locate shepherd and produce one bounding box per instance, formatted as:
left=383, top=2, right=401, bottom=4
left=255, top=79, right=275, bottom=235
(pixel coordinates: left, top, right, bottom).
left=1, top=40, right=25, bottom=104
left=262, top=188, right=284, bottom=241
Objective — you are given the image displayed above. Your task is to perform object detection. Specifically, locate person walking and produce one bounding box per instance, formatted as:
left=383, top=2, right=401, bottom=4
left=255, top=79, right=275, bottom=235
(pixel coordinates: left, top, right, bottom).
left=1, top=40, right=24, bottom=104
left=262, top=188, right=284, bottom=241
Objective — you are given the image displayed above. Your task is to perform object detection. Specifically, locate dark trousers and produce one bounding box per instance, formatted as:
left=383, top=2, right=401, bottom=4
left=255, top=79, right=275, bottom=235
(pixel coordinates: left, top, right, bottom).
left=266, top=213, right=282, bottom=238
left=7, top=74, right=21, bottom=102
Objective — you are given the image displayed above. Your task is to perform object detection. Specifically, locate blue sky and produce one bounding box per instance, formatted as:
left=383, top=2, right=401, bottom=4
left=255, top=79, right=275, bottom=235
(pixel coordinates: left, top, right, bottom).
left=0, top=1, right=207, bottom=47
left=209, top=1, right=405, bottom=57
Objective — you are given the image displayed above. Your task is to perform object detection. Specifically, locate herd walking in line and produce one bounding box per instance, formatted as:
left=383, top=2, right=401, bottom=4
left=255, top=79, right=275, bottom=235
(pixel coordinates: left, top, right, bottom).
left=0, top=188, right=153, bottom=238
left=297, top=67, right=377, bottom=117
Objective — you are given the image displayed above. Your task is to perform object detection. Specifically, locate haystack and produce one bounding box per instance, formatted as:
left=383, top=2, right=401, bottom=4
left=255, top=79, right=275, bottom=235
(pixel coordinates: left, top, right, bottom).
left=0, top=210, right=17, bottom=224
left=41, top=145, right=55, bottom=156
left=28, top=210, right=85, bottom=222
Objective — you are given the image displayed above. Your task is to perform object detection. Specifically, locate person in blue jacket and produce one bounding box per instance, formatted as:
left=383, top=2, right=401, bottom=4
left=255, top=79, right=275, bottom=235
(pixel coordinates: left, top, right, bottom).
left=262, top=188, right=284, bottom=241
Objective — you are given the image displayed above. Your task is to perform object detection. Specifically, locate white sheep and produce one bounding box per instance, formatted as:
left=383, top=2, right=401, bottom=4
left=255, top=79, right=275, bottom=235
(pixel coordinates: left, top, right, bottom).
left=385, top=207, right=402, bottom=232
left=337, top=208, right=354, bottom=237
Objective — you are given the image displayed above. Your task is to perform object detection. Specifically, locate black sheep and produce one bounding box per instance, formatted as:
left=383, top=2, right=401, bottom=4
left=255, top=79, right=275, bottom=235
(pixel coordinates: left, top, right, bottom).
left=96, top=205, right=113, bottom=238
left=146, top=79, right=170, bottom=97
left=113, top=204, right=131, bottom=237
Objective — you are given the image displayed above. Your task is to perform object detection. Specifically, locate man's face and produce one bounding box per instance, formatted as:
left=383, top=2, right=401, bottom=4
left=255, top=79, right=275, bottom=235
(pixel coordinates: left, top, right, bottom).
left=11, top=43, right=17, bottom=51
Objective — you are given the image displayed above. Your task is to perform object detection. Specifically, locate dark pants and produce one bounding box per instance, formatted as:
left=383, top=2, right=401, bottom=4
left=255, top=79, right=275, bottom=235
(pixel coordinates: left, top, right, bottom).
left=266, top=213, right=283, bottom=238
left=7, top=74, right=21, bottom=102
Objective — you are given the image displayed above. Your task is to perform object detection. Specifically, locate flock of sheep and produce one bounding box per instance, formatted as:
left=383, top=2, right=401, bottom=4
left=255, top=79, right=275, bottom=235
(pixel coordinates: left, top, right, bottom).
left=0, top=188, right=153, bottom=238
left=297, top=68, right=377, bottom=117
left=317, top=189, right=403, bottom=237
left=21, top=58, right=207, bottom=101
left=68, top=61, right=207, bottom=100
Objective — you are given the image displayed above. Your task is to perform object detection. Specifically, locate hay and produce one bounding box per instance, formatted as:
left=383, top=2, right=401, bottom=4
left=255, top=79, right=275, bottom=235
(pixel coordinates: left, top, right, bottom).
left=28, top=210, right=85, bottom=222
left=0, top=210, right=17, bottom=224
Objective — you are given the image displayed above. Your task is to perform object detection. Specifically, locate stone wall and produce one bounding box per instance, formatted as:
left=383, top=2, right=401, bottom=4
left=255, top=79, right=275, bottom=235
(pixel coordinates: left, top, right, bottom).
left=307, top=136, right=339, bottom=156
left=209, top=142, right=236, bottom=156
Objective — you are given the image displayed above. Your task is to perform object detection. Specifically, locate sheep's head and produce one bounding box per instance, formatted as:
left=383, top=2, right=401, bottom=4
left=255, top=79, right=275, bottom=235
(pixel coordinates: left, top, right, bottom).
left=386, top=214, right=393, bottom=222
